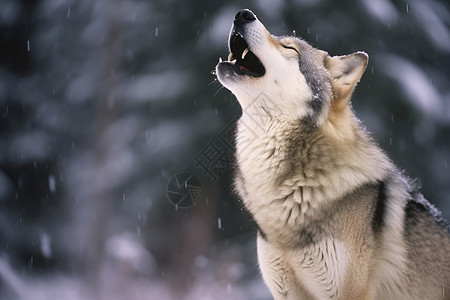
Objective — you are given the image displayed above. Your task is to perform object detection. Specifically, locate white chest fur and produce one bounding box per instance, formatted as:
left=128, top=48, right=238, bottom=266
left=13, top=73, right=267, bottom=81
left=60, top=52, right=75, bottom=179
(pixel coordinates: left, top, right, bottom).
left=295, top=239, right=349, bottom=299
left=257, top=236, right=349, bottom=300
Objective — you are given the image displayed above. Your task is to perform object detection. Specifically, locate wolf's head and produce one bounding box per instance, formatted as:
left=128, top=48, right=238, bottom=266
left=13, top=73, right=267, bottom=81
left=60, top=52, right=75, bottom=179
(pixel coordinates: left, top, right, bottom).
left=216, top=9, right=368, bottom=132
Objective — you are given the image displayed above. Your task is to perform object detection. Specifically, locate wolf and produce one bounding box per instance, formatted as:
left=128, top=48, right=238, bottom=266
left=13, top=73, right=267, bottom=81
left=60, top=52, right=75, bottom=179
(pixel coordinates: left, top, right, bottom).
left=215, top=9, right=450, bottom=300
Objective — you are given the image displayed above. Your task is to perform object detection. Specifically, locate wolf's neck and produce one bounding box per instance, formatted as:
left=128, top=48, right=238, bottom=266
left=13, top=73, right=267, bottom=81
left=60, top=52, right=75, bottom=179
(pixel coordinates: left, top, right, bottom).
left=234, top=114, right=393, bottom=232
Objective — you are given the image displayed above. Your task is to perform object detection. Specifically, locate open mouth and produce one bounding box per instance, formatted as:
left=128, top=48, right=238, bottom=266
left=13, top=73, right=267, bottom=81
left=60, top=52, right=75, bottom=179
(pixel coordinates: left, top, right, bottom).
left=227, top=32, right=265, bottom=77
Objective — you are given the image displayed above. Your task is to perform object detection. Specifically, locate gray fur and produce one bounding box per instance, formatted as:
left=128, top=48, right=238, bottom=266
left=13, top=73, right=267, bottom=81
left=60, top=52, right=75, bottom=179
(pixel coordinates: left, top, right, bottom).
left=296, top=40, right=331, bottom=125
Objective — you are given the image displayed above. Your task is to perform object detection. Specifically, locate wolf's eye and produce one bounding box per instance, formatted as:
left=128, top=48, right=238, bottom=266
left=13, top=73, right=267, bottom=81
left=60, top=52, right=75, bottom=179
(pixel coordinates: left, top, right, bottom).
left=282, top=45, right=298, bottom=53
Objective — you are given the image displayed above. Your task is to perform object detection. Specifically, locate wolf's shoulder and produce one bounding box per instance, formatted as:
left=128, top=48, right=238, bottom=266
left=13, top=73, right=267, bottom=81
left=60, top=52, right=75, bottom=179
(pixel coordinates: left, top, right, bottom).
left=404, top=179, right=450, bottom=233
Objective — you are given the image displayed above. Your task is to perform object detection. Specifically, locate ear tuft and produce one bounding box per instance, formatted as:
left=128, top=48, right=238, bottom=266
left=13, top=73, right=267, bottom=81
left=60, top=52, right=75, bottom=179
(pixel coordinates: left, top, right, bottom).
left=326, top=52, right=368, bottom=101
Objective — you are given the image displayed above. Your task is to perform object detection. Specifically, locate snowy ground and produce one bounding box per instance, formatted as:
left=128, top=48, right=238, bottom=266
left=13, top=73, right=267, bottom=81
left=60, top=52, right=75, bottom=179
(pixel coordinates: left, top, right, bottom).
left=0, top=231, right=272, bottom=300
left=0, top=256, right=271, bottom=300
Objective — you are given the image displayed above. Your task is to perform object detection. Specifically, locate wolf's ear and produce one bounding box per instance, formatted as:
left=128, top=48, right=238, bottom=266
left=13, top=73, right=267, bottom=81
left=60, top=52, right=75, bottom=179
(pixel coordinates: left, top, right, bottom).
left=325, top=52, right=368, bottom=103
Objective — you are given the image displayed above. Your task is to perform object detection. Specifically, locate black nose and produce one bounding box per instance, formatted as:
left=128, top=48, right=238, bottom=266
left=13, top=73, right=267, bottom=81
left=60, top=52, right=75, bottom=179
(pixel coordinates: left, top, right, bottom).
left=234, top=9, right=256, bottom=26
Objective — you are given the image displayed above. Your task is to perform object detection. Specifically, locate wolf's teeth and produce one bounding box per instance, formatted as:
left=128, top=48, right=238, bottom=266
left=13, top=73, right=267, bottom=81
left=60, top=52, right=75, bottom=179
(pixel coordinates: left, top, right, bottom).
left=231, top=59, right=237, bottom=65
left=242, top=48, right=249, bottom=60
left=228, top=53, right=233, bottom=61
left=219, top=57, right=222, bottom=63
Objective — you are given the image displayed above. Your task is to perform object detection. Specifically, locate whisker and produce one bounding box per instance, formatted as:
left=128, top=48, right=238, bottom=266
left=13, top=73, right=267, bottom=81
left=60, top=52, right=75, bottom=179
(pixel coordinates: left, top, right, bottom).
left=208, top=78, right=218, bottom=86
left=213, top=85, right=225, bottom=97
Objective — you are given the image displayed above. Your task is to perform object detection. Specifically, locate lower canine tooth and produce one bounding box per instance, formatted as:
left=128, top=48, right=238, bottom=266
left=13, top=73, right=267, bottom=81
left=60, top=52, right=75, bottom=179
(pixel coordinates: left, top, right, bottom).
left=231, top=59, right=237, bottom=64
left=242, top=48, right=249, bottom=59
left=219, top=57, right=222, bottom=63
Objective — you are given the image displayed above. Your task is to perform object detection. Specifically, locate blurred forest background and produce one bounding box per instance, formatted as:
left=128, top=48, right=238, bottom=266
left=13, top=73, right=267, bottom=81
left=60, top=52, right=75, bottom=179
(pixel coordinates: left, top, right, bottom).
left=1, top=0, right=449, bottom=299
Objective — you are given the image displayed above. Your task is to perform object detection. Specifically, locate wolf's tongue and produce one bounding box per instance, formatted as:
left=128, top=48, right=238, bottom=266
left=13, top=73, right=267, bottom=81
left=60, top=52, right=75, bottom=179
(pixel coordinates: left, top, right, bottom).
left=239, top=65, right=248, bottom=71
